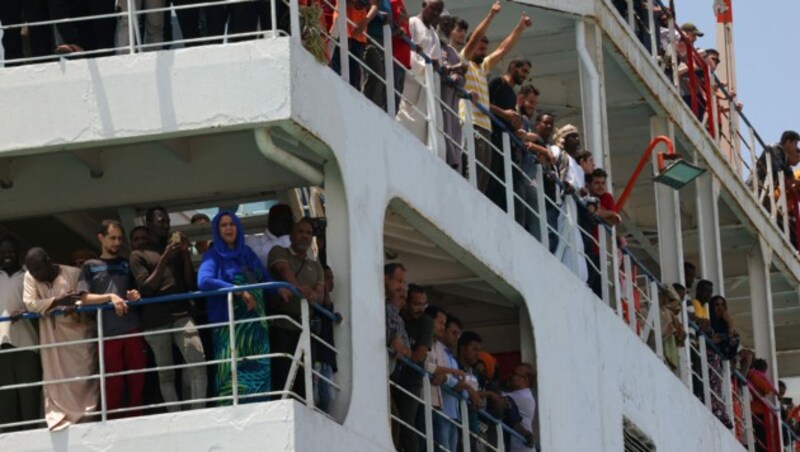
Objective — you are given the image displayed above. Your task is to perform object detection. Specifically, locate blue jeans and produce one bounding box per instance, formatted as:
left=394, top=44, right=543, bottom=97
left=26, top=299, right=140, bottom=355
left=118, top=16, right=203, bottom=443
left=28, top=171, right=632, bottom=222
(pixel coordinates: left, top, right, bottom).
left=313, top=362, right=335, bottom=413
left=433, top=412, right=459, bottom=452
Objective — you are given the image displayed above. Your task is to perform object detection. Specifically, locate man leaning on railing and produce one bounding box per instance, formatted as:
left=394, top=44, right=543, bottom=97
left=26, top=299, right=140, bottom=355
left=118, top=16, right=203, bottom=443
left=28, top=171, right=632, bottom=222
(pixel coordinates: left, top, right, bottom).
left=267, top=218, right=325, bottom=401
left=76, top=220, right=146, bottom=419
left=22, top=248, right=97, bottom=431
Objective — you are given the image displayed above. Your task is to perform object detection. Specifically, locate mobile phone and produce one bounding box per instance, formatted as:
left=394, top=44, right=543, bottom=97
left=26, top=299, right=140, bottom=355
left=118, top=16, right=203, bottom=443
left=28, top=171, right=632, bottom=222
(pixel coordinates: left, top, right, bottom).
left=170, top=231, right=182, bottom=246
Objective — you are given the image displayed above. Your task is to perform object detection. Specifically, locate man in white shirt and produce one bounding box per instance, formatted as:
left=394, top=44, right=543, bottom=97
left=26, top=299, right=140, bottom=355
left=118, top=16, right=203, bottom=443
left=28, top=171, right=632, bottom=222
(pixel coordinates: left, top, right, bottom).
left=396, top=0, right=445, bottom=158
left=0, top=236, right=41, bottom=430
left=504, top=363, right=537, bottom=451
left=244, top=203, right=293, bottom=270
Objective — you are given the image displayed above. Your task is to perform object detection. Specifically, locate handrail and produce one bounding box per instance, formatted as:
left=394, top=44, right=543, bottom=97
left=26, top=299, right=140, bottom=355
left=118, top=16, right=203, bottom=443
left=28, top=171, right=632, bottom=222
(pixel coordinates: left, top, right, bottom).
left=391, top=352, right=536, bottom=449
left=0, top=281, right=302, bottom=323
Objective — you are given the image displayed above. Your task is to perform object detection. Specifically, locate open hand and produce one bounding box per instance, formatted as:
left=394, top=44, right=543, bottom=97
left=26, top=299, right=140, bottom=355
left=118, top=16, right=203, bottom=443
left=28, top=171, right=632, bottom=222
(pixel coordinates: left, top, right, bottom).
left=109, top=293, right=129, bottom=317
left=242, top=291, right=257, bottom=312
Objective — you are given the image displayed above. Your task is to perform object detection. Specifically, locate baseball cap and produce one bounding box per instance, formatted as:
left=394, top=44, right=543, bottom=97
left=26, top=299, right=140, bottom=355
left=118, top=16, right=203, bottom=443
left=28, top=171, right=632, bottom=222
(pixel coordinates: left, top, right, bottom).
left=681, top=23, right=704, bottom=37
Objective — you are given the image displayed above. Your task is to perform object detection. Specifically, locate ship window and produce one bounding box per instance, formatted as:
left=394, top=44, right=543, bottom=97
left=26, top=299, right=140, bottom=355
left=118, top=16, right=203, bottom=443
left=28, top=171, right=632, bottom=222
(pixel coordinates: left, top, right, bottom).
left=623, top=417, right=656, bottom=452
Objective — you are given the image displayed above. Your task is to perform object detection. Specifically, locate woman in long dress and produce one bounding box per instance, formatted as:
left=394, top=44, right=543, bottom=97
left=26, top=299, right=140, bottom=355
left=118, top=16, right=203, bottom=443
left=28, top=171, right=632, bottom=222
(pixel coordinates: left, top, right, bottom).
left=197, top=211, right=276, bottom=404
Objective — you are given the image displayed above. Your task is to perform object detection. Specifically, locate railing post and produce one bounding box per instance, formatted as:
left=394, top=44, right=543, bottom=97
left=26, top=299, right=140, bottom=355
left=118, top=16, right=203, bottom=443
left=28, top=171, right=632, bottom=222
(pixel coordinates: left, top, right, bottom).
left=766, top=147, right=777, bottom=220
left=612, top=232, right=624, bottom=319
left=749, top=127, right=759, bottom=197
left=699, top=335, right=711, bottom=410
left=742, top=384, right=756, bottom=450
left=97, top=310, right=107, bottom=422
left=383, top=24, right=396, bottom=117
left=227, top=292, right=239, bottom=405
left=464, top=103, right=478, bottom=188
left=289, top=0, right=301, bottom=44
left=424, top=63, right=441, bottom=159
left=778, top=174, right=789, bottom=239
left=495, top=422, right=506, bottom=452
left=300, top=299, right=315, bottom=408
left=667, top=16, right=679, bottom=88
left=336, top=0, right=350, bottom=85
left=502, top=132, right=514, bottom=217
left=126, top=0, right=137, bottom=54
left=598, top=226, right=609, bottom=305
left=422, top=377, right=434, bottom=451
left=535, top=166, right=549, bottom=251
left=646, top=0, right=656, bottom=58
left=270, top=0, right=278, bottom=37
left=722, top=361, right=735, bottom=432
left=623, top=254, right=636, bottom=331
left=460, top=399, right=472, bottom=452
left=650, top=279, right=663, bottom=358
left=625, top=0, right=635, bottom=30
left=678, top=308, right=692, bottom=388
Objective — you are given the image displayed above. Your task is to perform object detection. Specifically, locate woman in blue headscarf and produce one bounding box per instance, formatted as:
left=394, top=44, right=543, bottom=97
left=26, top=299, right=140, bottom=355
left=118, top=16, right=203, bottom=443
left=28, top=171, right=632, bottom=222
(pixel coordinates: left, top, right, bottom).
left=198, top=211, right=282, bottom=404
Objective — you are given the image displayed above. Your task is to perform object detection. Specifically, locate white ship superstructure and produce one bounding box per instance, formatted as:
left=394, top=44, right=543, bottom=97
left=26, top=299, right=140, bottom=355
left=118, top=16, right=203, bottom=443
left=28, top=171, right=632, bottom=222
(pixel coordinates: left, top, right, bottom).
left=0, top=0, right=796, bottom=450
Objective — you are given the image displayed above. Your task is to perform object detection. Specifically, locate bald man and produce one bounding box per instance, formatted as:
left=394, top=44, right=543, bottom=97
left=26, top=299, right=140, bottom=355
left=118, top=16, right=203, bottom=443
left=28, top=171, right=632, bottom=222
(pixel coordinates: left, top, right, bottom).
left=22, top=248, right=98, bottom=431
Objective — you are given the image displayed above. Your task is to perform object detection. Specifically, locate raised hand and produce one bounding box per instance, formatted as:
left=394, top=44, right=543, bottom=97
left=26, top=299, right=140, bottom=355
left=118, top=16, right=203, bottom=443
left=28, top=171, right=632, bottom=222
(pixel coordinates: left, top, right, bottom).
left=490, top=1, right=501, bottom=16
left=521, top=13, right=533, bottom=28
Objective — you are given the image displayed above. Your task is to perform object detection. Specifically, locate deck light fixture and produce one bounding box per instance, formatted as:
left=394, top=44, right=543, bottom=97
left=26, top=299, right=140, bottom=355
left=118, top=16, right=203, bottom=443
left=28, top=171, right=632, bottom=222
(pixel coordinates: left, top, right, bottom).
left=615, top=136, right=706, bottom=213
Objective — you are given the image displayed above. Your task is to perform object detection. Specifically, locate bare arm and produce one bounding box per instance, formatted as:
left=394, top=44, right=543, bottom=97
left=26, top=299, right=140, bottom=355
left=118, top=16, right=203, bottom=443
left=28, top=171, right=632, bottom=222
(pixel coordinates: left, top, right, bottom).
left=486, top=14, right=532, bottom=68
left=462, top=1, right=501, bottom=61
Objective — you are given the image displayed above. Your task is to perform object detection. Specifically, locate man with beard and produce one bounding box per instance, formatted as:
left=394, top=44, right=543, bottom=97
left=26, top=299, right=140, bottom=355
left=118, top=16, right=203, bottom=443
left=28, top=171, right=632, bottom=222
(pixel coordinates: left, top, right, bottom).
left=268, top=218, right=325, bottom=399
left=77, top=220, right=145, bottom=418
left=130, top=206, right=206, bottom=412
left=0, top=236, right=41, bottom=430
left=459, top=1, right=531, bottom=207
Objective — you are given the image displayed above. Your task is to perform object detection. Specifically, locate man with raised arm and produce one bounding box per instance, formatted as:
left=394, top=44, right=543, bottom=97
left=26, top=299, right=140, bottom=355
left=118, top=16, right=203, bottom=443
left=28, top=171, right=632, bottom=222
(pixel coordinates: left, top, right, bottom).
left=22, top=248, right=97, bottom=431
left=129, top=206, right=206, bottom=412
left=77, top=220, right=145, bottom=419
left=0, top=236, right=41, bottom=430
left=459, top=1, right=532, bottom=205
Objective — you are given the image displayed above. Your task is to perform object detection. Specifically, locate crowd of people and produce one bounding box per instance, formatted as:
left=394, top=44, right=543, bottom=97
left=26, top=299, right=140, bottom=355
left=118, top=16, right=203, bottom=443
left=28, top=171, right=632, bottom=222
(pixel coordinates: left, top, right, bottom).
left=0, top=204, right=340, bottom=431
left=385, top=263, right=537, bottom=452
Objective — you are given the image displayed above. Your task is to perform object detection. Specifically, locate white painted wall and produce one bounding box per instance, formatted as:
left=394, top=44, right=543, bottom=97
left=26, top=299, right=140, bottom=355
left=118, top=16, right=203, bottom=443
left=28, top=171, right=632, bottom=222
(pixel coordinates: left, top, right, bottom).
left=0, top=37, right=744, bottom=450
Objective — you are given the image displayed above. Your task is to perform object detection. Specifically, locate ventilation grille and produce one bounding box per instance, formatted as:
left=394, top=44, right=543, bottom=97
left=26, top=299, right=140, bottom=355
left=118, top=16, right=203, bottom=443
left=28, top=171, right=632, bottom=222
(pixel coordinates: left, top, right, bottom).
left=623, top=418, right=656, bottom=452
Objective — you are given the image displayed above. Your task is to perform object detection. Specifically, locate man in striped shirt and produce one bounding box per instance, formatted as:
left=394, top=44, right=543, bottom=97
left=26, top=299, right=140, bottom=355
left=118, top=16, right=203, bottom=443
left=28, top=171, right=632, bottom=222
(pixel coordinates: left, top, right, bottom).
left=459, top=1, right=532, bottom=206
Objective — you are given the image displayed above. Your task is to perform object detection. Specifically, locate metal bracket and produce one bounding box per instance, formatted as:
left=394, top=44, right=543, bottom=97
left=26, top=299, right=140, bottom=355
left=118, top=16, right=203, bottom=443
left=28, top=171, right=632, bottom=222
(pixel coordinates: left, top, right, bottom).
left=0, top=159, right=13, bottom=189
left=72, top=149, right=104, bottom=179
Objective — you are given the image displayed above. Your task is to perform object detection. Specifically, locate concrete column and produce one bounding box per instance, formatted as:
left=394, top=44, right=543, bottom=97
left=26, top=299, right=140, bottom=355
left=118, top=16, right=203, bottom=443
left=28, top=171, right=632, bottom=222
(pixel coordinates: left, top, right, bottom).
left=651, top=117, right=685, bottom=285
left=695, top=173, right=725, bottom=295
left=748, top=237, right=779, bottom=382
left=576, top=20, right=611, bottom=182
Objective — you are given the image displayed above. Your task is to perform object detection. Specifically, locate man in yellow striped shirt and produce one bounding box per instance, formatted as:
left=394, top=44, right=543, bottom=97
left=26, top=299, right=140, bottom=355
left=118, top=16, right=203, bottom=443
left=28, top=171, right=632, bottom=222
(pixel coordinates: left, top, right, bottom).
left=459, top=1, right=532, bottom=202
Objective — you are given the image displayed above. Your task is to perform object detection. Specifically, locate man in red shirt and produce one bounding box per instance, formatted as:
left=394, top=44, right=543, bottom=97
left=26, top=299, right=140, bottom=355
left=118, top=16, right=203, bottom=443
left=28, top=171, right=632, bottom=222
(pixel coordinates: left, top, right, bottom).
left=586, top=168, right=621, bottom=297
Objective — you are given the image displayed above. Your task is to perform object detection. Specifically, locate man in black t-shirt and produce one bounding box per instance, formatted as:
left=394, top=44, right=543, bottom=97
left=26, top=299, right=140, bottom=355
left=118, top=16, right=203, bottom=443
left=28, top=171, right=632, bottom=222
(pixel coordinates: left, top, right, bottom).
left=487, top=57, right=532, bottom=211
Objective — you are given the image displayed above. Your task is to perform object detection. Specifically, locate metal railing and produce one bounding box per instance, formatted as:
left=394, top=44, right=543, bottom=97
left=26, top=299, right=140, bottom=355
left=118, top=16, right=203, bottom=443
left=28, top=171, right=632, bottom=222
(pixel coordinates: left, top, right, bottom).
left=388, top=352, right=537, bottom=452
left=613, top=0, right=798, bottom=251
left=0, top=281, right=340, bottom=431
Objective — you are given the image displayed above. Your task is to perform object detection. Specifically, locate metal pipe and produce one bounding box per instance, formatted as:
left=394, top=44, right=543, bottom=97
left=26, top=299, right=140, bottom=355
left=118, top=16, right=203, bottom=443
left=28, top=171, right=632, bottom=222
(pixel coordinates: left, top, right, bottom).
left=253, top=128, right=325, bottom=186
left=464, top=103, right=478, bottom=189
left=336, top=0, right=350, bottom=85
left=300, top=299, right=315, bottom=408
left=383, top=24, right=397, bottom=117
left=614, top=135, right=675, bottom=213
left=535, top=166, right=549, bottom=251
left=127, top=0, right=137, bottom=54
left=227, top=292, right=239, bottom=405
left=97, top=310, right=108, bottom=422
left=502, top=132, right=514, bottom=217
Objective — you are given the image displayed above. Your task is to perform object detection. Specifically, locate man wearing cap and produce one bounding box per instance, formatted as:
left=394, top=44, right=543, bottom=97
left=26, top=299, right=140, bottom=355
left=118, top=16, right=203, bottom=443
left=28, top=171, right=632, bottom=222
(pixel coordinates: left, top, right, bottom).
left=756, top=131, right=800, bottom=207
left=680, top=22, right=703, bottom=44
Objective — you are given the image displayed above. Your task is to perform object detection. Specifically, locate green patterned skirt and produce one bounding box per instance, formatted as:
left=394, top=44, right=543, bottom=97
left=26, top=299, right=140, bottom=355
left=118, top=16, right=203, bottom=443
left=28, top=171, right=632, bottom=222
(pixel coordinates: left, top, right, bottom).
left=213, top=285, right=271, bottom=405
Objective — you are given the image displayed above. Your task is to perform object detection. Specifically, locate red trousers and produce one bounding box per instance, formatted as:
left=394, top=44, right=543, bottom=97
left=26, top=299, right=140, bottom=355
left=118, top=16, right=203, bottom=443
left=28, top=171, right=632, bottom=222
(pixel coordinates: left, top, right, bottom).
left=104, top=332, right=147, bottom=418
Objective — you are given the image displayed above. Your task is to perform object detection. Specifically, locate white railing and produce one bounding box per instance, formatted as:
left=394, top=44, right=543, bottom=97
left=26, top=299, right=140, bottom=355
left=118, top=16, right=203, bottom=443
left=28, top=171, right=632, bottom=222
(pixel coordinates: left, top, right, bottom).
left=0, top=281, right=340, bottom=431
left=388, top=352, right=535, bottom=452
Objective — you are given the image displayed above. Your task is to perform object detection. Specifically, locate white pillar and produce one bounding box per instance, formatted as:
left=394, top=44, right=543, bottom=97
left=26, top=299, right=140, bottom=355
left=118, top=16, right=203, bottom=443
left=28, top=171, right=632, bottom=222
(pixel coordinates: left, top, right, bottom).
left=695, top=173, right=725, bottom=295
left=576, top=21, right=610, bottom=179
left=748, top=237, right=779, bottom=383
left=651, top=117, right=685, bottom=285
